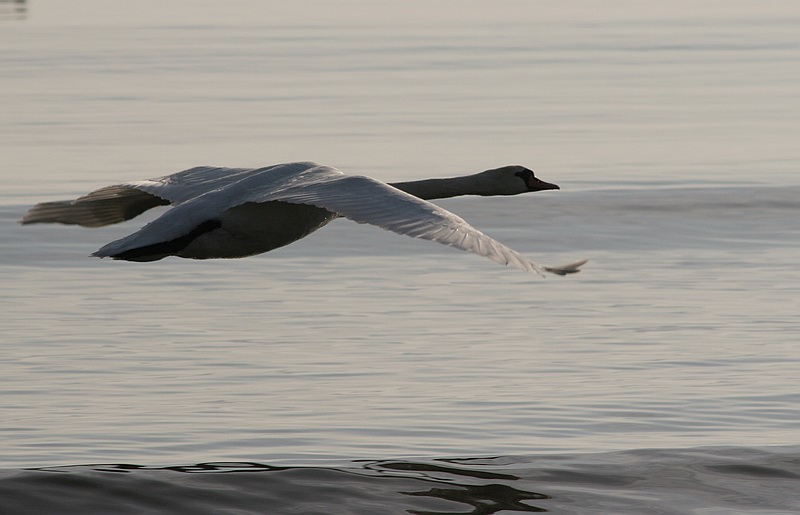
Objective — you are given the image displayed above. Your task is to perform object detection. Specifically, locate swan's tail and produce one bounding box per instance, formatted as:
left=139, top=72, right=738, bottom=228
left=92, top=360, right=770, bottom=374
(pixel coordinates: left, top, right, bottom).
left=543, top=259, right=588, bottom=276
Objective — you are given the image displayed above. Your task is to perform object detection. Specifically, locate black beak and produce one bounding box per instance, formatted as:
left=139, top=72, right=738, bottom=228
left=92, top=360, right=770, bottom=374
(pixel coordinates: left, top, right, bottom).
left=531, top=178, right=559, bottom=191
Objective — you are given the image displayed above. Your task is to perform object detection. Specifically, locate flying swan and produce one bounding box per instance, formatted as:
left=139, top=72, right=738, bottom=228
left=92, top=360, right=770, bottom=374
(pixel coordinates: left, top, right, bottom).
left=20, top=162, right=586, bottom=275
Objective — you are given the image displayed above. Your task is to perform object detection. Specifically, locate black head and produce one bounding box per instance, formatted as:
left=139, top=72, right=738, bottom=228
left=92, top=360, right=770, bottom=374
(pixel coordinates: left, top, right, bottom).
left=510, top=166, right=560, bottom=192
left=474, top=165, right=560, bottom=196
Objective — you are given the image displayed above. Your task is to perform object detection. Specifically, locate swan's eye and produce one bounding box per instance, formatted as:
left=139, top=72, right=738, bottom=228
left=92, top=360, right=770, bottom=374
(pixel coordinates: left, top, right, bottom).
left=514, top=170, right=533, bottom=182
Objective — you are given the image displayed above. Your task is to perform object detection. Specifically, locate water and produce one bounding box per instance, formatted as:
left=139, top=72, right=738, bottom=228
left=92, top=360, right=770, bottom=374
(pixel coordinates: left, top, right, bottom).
left=2, top=1, right=799, bottom=512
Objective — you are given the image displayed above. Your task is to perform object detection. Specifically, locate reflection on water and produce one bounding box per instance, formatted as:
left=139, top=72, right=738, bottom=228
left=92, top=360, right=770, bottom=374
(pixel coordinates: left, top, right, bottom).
left=402, top=483, right=549, bottom=514
left=364, top=461, right=549, bottom=514
left=10, top=447, right=799, bottom=515
left=26, top=460, right=551, bottom=514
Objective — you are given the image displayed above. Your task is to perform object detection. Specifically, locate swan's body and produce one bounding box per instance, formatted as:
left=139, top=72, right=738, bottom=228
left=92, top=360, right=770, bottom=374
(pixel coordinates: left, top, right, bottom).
left=21, top=162, right=586, bottom=275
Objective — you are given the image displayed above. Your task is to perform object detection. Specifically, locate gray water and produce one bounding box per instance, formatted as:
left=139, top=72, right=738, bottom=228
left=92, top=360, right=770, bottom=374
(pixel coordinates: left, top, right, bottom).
left=2, top=1, right=799, bottom=513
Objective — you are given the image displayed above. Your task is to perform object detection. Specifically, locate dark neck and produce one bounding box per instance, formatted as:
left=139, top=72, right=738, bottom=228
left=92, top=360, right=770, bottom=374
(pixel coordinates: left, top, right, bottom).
left=388, top=176, right=480, bottom=200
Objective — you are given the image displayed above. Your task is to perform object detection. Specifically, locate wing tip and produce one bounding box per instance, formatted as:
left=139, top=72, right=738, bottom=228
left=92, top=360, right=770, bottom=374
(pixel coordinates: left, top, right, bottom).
left=543, top=258, right=588, bottom=276
left=18, top=202, right=71, bottom=225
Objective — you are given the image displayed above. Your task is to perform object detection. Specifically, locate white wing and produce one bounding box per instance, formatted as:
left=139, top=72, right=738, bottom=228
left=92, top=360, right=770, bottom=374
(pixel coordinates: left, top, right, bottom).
left=19, top=162, right=322, bottom=227
left=239, top=166, right=552, bottom=274
left=90, top=164, right=345, bottom=257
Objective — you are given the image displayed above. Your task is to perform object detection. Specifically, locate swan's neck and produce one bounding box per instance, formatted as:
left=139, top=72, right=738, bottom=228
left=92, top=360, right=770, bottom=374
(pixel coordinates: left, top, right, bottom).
left=389, top=175, right=483, bottom=200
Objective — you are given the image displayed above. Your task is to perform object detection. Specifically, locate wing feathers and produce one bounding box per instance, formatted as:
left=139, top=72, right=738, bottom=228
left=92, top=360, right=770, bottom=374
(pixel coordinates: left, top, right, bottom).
left=20, top=186, right=169, bottom=227
left=245, top=173, right=553, bottom=274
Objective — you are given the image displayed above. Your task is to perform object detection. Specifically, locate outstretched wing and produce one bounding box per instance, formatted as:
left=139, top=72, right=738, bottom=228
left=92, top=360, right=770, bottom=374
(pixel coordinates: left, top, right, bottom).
left=243, top=168, right=556, bottom=274
left=19, top=163, right=320, bottom=227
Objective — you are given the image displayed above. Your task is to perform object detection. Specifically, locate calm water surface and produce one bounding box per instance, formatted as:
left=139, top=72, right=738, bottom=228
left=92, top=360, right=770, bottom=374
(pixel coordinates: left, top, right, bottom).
left=1, top=1, right=799, bottom=513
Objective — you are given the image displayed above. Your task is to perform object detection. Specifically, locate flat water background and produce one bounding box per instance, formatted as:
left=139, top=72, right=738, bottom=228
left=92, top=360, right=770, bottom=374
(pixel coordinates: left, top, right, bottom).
left=1, top=1, right=799, bottom=513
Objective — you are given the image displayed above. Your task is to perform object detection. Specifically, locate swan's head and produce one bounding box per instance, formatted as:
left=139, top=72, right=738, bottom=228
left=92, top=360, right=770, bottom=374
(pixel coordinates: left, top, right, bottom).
left=479, top=165, right=560, bottom=196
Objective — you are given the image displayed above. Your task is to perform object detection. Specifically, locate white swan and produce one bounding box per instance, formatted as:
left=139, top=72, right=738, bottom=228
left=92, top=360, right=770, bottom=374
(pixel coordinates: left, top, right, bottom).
left=20, top=162, right=586, bottom=275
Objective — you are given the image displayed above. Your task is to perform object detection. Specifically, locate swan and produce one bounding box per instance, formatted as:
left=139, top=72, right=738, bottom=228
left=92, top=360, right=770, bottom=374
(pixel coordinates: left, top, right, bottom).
left=20, top=162, right=586, bottom=275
